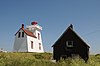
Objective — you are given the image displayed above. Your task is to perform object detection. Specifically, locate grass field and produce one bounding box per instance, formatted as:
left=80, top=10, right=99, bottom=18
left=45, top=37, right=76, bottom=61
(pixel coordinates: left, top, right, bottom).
left=0, top=52, right=100, bottom=66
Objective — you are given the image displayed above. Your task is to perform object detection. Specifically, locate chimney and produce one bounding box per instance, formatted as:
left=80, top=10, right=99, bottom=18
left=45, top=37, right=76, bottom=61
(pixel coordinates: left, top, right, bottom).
left=22, top=24, right=24, bottom=28
left=69, top=24, right=73, bottom=29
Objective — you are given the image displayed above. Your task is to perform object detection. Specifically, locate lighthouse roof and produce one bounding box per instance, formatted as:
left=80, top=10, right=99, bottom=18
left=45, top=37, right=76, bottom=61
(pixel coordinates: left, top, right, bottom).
left=22, top=28, right=37, bottom=38
left=15, top=24, right=37, bottom=38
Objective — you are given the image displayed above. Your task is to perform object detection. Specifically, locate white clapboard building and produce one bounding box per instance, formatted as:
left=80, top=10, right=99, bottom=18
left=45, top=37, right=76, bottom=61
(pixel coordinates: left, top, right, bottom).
left=13, top=21, right=44, bottom=53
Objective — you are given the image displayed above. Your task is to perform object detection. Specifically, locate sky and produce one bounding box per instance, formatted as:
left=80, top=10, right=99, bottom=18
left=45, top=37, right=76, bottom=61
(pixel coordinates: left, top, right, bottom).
left=0, top=0, right=100, bottom=54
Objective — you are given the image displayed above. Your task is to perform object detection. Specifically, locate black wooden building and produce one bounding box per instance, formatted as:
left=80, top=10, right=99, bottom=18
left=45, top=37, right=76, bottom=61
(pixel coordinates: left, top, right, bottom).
left=52, top=24, right=90, bottom=62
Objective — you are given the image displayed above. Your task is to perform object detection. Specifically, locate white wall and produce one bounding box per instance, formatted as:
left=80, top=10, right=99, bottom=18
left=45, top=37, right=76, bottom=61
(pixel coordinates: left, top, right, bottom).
left=13, top=29, right=44, bottom=53
left=13, top=29, right=28, bottom=52
left=35, top=30, right=44, bottom=52
left=27, top=35, right=44, bottom=53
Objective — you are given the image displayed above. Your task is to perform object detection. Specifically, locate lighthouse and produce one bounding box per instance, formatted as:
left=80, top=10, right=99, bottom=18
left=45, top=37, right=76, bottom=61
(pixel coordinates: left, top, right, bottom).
left=13, top=21, right=44, bottom=53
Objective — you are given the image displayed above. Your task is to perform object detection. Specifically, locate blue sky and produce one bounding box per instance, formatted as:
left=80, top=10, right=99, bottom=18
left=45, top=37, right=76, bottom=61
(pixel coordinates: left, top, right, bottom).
left=0, top=0, right=100, bottom=54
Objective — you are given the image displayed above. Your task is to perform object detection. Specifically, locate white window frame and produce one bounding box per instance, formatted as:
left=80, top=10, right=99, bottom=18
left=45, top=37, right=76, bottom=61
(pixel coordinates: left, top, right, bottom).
left=38, top=33, right=40, bottom=40
left=66, top=41, right=73, bottom=47
left=31, top=41, right=33, bottom=49
left=39, top=43, right=41, bottom=50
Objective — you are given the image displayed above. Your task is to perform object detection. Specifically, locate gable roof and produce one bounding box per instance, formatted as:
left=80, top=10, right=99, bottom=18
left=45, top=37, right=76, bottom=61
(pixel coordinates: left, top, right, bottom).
left=15, top=28, right=37, bottom=38
left=52, top=24, right=90, bottom=48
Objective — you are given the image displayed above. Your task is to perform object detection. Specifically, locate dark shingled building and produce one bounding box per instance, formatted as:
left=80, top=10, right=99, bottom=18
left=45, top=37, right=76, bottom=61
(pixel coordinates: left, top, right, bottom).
left=52, top=24, right=90, bottom=62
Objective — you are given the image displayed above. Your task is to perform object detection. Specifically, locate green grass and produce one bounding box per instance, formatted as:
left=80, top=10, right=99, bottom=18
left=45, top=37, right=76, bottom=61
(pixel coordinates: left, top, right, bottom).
left=0, top=52, right=100, bottom=66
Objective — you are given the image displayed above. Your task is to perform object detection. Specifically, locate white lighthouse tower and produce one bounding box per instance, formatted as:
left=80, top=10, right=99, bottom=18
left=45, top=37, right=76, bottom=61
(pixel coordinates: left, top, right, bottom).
left=13, top=21, right=44, bottom=53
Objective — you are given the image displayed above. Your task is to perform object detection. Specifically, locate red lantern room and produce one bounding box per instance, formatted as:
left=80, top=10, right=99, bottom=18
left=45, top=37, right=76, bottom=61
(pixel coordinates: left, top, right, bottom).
left=31, top=21, right=38, bottom=25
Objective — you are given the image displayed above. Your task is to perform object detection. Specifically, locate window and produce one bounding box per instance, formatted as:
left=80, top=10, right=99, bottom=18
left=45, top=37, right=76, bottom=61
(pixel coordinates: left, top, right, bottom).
left=66, top=41, right=73, bottom=48
left=39, top=43, right=41, bottom=50
left=38, top=33, right=40, bottom=40
left=31, top=41, right=33, bottom=49
left=22, top=32, right=24, bottom=37
left=18, top=32, right=21, bottom=38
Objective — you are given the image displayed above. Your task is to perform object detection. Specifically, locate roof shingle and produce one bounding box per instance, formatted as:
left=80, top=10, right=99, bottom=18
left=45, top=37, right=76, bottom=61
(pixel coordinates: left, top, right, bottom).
left=15, top=28, right=37, bottom=38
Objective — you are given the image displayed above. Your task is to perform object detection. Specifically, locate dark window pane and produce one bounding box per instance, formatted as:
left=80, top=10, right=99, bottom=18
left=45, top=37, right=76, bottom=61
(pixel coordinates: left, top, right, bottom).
left=22, top=32, right=24, bottom=37
left=18, top=32, right=21, bottom=38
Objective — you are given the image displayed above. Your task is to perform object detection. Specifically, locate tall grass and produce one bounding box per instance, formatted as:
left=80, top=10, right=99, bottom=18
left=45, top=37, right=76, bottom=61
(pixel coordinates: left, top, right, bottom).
left=0, top=52, right=100, bottom=66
